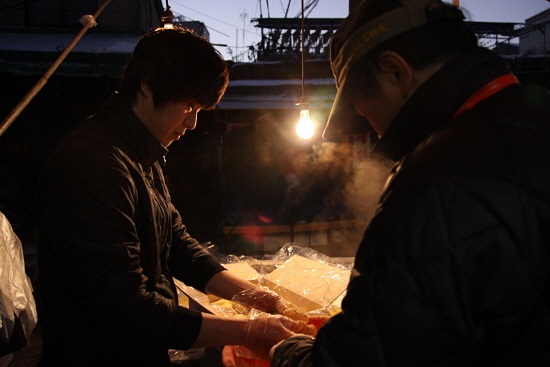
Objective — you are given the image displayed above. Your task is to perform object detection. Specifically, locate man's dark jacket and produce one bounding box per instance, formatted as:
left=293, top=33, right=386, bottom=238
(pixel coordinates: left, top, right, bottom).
left=36, top=93, right=225, bottom=366
left=273, top=48, right=550, bottom=366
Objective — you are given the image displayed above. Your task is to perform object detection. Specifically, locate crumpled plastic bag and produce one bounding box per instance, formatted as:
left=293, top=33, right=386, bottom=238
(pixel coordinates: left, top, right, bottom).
left=0, top=211, right=37, bottom=356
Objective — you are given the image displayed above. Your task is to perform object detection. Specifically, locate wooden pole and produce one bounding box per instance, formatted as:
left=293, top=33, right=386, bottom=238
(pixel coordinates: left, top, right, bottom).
left=0, top=0, right=112, bottom=137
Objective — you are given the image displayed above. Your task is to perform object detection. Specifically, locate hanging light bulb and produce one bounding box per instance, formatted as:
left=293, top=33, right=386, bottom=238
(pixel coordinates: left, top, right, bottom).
left=295, top=0, right=315, bottom=140
left=296, top=109, right=315, bottom=140
left=161, top=0, right=174, bottom=29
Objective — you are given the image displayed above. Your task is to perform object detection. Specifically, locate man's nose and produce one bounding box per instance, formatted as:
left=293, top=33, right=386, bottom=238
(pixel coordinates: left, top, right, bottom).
left=184, top=110, right=198, bottom=130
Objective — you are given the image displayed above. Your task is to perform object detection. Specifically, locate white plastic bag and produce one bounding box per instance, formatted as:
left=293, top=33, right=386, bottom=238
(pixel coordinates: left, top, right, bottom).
left=0, top=211, right=37, bottom=355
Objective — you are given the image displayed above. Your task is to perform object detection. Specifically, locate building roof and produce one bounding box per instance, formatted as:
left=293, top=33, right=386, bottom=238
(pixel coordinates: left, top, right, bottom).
left=219, top=59, right=336, bottom=110
left=0, top=29, right=139, bottom=76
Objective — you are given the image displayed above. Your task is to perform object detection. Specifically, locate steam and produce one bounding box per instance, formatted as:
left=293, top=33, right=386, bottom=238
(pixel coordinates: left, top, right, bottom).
left=278, top=139, right=393, bottom=257
left=222, top=114, right=394, bottom=257
left=345, top=152, right=393, bottom=227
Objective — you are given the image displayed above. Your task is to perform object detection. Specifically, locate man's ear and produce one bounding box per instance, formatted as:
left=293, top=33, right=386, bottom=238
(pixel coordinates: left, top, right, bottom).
left=377, top=51, right=414, bottom=98
left=139, top=80, right=152, bottom=99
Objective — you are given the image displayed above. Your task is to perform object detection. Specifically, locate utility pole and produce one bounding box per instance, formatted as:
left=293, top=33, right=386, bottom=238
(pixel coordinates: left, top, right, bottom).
left=240, top=9, right=248, bottom=62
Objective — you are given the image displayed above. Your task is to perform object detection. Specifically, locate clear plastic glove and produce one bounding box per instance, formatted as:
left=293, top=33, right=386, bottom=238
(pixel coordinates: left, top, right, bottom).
left=305, top=308, right=332, bottom=332
left=232, top=286, right=308, bottom=322
left=239, top=313, right=316, bottom=361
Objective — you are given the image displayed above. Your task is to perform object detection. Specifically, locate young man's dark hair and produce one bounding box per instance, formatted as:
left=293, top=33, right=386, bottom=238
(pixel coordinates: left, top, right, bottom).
left=120, top=27, right=229, bottom=109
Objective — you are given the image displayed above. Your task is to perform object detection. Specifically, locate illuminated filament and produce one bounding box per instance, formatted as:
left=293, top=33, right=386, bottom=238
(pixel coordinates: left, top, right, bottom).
left=296, top=109, right=315, bottom=140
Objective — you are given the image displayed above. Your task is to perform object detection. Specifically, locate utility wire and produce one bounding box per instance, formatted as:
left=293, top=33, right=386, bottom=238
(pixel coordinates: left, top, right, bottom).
left=170, top=0, right=258, bottom=37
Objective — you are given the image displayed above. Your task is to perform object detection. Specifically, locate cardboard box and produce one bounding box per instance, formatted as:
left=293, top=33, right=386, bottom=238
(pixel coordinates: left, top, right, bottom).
left=263, top=255, right=350, bottom=313
left=222, top=262, right=261, bottom=282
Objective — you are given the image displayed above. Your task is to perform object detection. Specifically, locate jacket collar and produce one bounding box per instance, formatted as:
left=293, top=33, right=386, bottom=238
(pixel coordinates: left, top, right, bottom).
left=374, top=47, right=512, bottom=161
left=96, top=92, right=168, bottom=169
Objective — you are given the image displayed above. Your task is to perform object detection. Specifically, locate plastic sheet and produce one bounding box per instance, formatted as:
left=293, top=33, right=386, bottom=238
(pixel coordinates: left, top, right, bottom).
left=263, top=244, right=352, bottom=314
left=271, top=243, right=353, bottom=271
left=178, top=244, right=351, bottom=317
left=178, top=244, right=351, bottom=367
left=0, top=212, right=37, bottom=356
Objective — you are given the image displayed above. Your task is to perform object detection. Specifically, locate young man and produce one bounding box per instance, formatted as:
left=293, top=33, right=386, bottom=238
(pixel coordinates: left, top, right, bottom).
left=270, top=0, right=550, bottom=365
left=36, top=27, right=311, bottom=366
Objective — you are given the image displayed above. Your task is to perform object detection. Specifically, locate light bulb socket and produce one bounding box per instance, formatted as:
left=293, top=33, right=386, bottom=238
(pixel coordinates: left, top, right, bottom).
left=295, top=96, right=309, bottom=107
left=161, top=7, right=174, bottom=27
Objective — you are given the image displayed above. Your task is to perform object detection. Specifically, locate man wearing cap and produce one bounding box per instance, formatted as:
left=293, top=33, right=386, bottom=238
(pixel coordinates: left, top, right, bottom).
left=269, top=0, right=550, bottom=365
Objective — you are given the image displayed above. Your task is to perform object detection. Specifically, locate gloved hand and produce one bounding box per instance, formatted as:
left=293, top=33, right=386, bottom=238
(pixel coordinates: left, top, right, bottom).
left=238, top=313, right=316, bottom=361
left=222, top=345, right=272, bottom=367
left=232, top=286, right=308, bottom=322
left=221, top=345, right=238, bottom=367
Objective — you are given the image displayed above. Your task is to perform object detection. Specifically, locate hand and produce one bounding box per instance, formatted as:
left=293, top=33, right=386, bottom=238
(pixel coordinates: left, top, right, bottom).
left=232, top=286, right=308, bottom=322
left=241, top=313, right=316, bottom=361
left=222, top=345, right=270, bottom=367
left=307, top=314, right=331, bottom=331
left=221, top=345, right=237, bottom=367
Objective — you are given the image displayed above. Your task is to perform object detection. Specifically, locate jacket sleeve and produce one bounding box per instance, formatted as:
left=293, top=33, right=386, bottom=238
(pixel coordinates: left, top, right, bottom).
left=271, top=335, right=315, bottom=367
left=168, top=203, right=226, bottom=292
